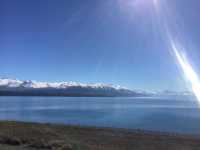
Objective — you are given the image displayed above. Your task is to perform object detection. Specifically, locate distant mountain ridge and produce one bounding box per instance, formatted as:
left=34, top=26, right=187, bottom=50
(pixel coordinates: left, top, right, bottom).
left=0, top=78, right=146, bottom=97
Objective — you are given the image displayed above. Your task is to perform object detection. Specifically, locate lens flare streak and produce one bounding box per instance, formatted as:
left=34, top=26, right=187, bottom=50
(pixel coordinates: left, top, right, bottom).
left=151, top=0, right=200, bottom=103
left=171, top=41, right=200, bottom=103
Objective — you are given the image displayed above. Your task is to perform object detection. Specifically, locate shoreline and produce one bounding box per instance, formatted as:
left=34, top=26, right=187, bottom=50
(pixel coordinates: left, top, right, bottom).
left=2, top=119, right=200, bottom=138
left=0, top=121, right=200, bottom=150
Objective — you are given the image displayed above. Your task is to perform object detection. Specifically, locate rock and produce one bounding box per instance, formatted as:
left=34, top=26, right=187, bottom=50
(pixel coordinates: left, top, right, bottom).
left=56, top=143, right=73, bottom=150
left=1, top=136, right=21, bottom=145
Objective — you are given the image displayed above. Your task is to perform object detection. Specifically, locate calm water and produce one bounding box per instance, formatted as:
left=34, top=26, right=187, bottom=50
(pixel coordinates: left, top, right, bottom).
left=0, top=96, right=200, bottom=134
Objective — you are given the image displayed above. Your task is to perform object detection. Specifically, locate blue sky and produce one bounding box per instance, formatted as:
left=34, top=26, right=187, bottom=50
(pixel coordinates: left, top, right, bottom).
left=0, top=0, right=200, bottom=91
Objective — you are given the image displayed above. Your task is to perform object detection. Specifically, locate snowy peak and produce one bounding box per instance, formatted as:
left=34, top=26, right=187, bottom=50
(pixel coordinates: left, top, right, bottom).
left=0, top=78, right=142, bottom=97
left=0, top=78, right=23, bottom=88
left=0, top=78, right=126, bottom=90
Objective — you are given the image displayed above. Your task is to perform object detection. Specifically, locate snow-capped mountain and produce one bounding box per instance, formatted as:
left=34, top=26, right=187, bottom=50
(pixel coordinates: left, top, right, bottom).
left=0, top=78, right=125, bottom=90
left=0, top=78, right=145, bottom=97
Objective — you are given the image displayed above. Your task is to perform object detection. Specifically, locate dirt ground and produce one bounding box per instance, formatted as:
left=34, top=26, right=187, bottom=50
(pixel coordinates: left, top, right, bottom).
left=0, top=121, right=200, bottom=150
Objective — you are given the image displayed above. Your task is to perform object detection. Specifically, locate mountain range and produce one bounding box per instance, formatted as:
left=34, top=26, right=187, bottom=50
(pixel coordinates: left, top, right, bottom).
left=0, top=78, right=147, bottom=97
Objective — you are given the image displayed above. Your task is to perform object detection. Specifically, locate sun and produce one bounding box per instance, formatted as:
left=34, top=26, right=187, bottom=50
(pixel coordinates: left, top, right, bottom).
left=118, top=0, right=158, bottom=15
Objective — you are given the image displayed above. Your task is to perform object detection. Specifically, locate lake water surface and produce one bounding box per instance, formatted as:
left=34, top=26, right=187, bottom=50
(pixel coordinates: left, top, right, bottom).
left=0, top=96, right=200, bottom=134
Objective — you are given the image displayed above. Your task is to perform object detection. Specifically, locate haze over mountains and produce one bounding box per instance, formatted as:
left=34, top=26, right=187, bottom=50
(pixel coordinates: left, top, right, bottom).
left=0, top=78, right=146, bottom=97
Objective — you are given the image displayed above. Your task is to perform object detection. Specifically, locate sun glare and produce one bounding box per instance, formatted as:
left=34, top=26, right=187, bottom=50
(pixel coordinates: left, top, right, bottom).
left=118, top=0, right=157, bottom=15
